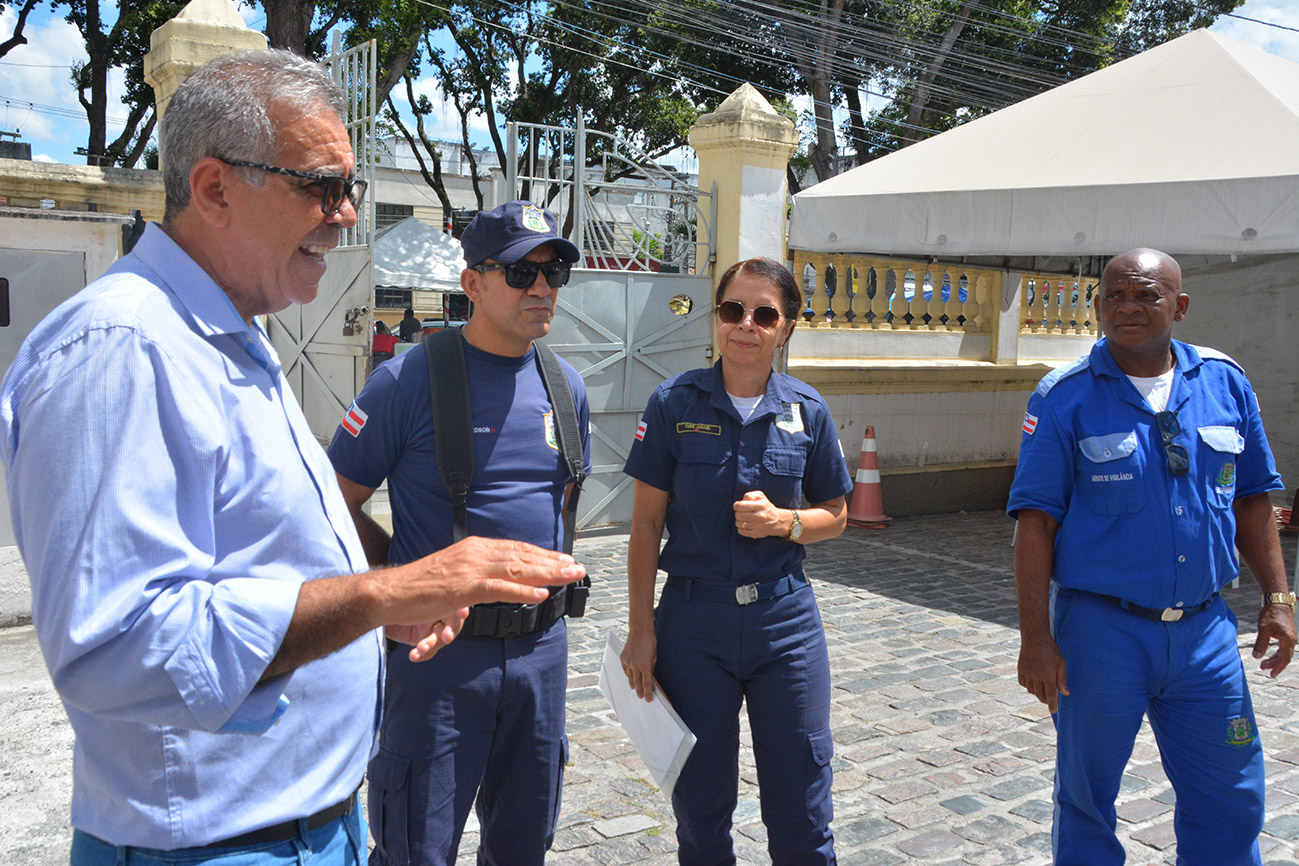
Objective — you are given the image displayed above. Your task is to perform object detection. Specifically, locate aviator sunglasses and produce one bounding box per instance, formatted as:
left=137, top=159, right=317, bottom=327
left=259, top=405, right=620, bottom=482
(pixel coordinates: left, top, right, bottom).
left=1155, top=410, right=1190, bottom=476
left=473, top=261, right=572, bottom=289
left=716, top=299, right=784, bottom=329
left=221, top=159, right=368, bottom=216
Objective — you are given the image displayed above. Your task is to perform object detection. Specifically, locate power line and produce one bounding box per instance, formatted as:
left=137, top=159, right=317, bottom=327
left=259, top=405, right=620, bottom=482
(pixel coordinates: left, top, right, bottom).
left=1224, top=12, right=1299, bottom=35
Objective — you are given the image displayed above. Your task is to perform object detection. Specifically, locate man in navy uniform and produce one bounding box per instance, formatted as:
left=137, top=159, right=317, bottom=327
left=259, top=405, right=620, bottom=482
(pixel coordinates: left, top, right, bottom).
left=1009, top=248, right=1295, bottom=865
left=329, top=201, right=588, bottom=866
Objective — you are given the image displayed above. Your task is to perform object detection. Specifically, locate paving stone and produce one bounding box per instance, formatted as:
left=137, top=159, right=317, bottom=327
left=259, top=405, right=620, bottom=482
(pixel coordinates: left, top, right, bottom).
left=1131, top=821, right=1177, bottom=851
left=1117, top=797, right=1173, bottom=823
left=833, top=816, right=898, bottom=846
left=896, top=828, right=964, bottom=857
left=1009, top=799, right=1055, bottom=823
left=984, top=776, right=1052, bottom=801
left=1266, top=814, right=1299, bottom=841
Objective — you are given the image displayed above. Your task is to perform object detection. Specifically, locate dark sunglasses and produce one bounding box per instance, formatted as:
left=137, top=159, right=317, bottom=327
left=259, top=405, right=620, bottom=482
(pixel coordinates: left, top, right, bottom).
left=221, top=159, right=368, bottom=216
left=473, top=261, right=572, bottom=289
left=1155, top=411, right=1190, bottom=476
left=716, top=299, right=783, bottom=329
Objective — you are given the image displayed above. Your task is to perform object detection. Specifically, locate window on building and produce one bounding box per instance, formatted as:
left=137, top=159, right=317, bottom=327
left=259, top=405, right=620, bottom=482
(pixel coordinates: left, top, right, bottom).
left=375, top=203, right=414, bottom=229
left=375, top=287, right=412, bottom=310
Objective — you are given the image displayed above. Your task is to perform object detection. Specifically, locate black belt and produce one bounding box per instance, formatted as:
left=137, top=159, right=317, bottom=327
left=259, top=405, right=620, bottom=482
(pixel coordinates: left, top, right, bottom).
left=461, top=579, right=589, bottom=639
left=666, top=574, right=806, bottom=605
left=1084, top=590, right=1218, bottom=623
left=195, top=788, right=356, bottom=849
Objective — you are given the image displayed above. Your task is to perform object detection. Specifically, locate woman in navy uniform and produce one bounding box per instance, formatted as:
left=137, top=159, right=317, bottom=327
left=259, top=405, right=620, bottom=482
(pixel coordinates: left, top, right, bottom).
left=622, top=257, right=853, bottom=865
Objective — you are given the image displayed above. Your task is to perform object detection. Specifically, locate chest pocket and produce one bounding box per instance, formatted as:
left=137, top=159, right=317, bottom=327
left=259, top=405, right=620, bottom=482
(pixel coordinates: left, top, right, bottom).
left=762, top=447, right=808, bottom=508
left=674, top=437, right=732, bottom=505
left=1198, top=425, right=1243, bottom=509
left=1076, top=431, right=1145, bottom=515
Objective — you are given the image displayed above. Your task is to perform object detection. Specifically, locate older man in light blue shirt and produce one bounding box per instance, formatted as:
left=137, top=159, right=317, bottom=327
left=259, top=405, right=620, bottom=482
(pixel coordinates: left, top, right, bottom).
left=0, top=50, right=584, bottom=864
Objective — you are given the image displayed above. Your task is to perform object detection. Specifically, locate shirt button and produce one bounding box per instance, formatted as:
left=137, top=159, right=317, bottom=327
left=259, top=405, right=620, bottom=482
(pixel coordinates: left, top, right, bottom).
left=1175, top=506, right=1184, bottom=515
left=1178, top=555, right=1186, bottom=563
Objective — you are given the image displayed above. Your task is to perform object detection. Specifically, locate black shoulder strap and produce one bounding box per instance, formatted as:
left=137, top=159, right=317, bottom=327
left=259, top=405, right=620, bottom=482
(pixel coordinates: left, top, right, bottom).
left=534, top=341, right=585, bottom=556
left=425, top=328, right=474, bottom=543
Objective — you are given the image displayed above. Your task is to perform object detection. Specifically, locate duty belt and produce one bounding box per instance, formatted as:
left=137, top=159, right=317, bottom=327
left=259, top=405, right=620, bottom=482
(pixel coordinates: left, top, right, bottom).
left=1081, top=589, right=1218, bottom=623
left=666, top=574, right=806, bottom=605
left=460, top=579, right=589, bottom=639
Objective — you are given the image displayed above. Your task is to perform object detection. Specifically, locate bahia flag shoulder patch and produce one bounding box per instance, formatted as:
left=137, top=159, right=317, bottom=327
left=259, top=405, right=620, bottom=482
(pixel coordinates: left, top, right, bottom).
left=342, top=402, right=369, bottom=437
left=635, top=420, right=647, bottom=442
left=1022, top=412, right=1038, bottom=435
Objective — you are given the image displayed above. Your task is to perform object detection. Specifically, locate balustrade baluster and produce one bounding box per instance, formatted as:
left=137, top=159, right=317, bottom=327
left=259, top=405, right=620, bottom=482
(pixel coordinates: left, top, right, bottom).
left=843, top=263, right=858, bottom=325
left=1045, top=278, right=1062, bottom=334
left=867, top=263, right=889, bottom=329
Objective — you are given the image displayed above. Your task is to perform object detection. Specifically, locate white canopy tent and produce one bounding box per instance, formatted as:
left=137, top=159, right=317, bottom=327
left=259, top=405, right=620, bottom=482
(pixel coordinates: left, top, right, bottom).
left=374, top=216, right=464, bottom=293
left=788, top=29, right=1299, bottom=259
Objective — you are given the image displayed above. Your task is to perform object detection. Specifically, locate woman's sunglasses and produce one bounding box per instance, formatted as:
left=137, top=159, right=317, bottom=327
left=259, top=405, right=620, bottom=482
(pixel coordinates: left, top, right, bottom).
left=221, top=159, right=368, bottom=217
left=716, top=299, right=783, bottom=329
left=473, top=261, right=572, bottom=289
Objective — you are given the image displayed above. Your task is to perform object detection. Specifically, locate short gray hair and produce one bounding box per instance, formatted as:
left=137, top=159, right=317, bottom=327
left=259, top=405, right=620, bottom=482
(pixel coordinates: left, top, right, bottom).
left=160, top=49, right=348, bottom=220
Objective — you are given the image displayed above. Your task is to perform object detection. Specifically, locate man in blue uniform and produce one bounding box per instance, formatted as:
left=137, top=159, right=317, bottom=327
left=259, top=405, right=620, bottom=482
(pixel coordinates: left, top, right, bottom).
left=328, top=201, right=589, bottom=866
left=1009, top=248, right=1295, bottom=865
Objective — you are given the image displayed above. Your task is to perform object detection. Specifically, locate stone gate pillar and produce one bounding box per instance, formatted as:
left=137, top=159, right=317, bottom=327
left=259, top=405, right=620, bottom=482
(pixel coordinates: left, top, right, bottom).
left=688, top=83, right=799, bottom=281
left=143, top=0, right=268, bottom=169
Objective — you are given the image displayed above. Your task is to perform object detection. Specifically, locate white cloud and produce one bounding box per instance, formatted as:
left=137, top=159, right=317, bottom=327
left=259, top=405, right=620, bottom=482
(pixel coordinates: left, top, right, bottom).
left=1211, top=1, right=1299, bottom=63
left=0, top=10, right=87, bottom=146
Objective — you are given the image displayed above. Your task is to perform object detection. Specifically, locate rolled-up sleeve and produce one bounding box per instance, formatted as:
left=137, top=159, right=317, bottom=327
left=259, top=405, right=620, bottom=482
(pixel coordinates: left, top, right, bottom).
left=8, top=327, right=297, bottom=733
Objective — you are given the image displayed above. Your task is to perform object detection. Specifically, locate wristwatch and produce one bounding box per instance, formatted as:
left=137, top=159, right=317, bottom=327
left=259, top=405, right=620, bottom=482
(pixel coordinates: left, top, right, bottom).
left=1262, top=592, right=1297, bottom=609
left=787, top=509, right=803, bottom=541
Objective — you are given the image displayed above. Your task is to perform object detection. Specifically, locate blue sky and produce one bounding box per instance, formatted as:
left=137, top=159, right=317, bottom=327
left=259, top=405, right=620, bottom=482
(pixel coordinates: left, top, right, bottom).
left=0, top=0, right=1295, bottom=166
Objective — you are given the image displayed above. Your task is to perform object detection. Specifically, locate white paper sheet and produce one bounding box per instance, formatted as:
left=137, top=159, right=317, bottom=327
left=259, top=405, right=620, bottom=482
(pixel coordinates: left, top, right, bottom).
left=597, top=630, right=697, bottom=800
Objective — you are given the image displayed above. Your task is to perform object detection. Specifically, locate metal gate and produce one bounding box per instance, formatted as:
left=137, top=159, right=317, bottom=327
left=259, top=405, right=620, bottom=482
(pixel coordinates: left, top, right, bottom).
left=507, top=119, right=717, bottom=526
left=546, top=271, right=714, bottom=527
left=266, top=36, right=377, bottom=446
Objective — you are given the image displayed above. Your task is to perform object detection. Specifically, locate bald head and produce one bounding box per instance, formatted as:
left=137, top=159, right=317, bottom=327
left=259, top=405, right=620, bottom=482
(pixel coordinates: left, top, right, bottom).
left=1102, top=248, right=1181, bottom=294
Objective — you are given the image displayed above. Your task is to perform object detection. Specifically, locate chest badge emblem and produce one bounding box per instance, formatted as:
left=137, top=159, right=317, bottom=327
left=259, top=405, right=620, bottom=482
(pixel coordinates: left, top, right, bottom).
left=544, top=411, right=558, bottom=451
left=1216, top=462, right=1235, bottom=488
left=775, top=402, right=804, bottom=433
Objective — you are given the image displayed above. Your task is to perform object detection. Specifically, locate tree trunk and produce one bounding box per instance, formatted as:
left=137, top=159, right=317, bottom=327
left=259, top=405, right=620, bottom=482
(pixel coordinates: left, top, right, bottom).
left=264, top=0, right=316, bottom=55
left=900, top=0, right=976, bottom=147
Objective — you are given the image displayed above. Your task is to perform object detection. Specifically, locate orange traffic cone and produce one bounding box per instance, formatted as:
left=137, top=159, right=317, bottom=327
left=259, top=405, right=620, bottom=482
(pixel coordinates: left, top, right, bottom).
left=847, top=426, right=891, bottom=529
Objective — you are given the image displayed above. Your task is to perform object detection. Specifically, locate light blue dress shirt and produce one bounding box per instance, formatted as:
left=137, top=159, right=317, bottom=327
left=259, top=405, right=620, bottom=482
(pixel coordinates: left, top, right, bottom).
left=0, top=224, right=381, bottom=848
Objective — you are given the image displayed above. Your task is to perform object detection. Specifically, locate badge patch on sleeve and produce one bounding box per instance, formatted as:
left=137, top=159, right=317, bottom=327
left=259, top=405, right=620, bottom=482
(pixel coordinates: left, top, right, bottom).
left=775, top=402, right=804, bottom=433
left=1226, top=716, right=1255, bottom=746
left=635, top=420, right=647, bottom=442
left=1022, top=412, right=1038, bottom=435
left=676, top=422, right=721, bottom=435
left=342, top=402, right=368, bottom=437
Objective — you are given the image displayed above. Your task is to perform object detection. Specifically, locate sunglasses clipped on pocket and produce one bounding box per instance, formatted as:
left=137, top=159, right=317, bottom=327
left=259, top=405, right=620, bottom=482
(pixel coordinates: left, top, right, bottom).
left=716, top=300, right=783, bottom=329
left=473, top=261, right=572, bottom=289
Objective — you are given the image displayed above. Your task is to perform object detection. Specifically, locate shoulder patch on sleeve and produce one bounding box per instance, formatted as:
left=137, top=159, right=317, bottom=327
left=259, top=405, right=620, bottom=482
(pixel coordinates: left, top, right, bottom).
left=342, top=401, right=368, bottom=437
left=1035, top=354, right=1091, bottom=397
left=1191, top=344, right=1246, bottom=374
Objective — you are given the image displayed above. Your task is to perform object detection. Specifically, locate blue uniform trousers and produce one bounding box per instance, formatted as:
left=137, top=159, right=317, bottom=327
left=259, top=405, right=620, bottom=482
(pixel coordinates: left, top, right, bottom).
left=367, top=621, right=568, bottom=866
left=654, top=579, right=836, bottom=866
left=1051, top=589, right=1264, bottom=866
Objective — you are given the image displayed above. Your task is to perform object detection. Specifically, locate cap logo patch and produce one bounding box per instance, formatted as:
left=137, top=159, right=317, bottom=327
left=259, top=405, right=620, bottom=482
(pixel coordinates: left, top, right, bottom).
left=522, top=204, right=549, bottom=234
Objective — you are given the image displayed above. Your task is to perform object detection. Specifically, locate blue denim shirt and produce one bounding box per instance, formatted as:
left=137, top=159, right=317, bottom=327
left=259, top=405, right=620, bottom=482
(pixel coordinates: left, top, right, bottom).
left=1008, top=338, right=1282, bottom=608
left=624, top=362, right=853, bottom=584
left=0, top=224, right=380, bottom=847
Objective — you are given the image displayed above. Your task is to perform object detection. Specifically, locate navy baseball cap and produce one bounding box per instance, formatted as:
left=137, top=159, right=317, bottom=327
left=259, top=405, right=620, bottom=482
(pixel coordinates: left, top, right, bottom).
left=461, top=200, right=581, bottom=268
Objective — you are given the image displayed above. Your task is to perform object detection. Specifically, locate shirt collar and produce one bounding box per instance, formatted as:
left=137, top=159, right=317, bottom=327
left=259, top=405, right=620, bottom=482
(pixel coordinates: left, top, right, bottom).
left=131, top=224, right=277, bottom=372
left=132, top=224, right=261, bottom=340
left=1090, top=337, right=1201, bottom=380
left=704, top=360, right=800, bottom=420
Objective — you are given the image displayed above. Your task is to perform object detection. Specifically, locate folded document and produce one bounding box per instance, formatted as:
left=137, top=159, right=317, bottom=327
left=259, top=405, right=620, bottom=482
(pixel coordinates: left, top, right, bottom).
left=598, top=630, right=697, bottom=800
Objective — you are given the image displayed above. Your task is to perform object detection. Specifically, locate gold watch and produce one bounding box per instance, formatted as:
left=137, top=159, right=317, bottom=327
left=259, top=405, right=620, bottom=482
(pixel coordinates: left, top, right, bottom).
left=1262, top=592, right=1297, bottom=609
left=787, top=509, right=804, bottom=541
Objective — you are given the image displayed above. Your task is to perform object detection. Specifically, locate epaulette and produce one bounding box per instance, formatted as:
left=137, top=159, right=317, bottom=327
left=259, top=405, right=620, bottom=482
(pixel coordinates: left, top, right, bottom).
left=1034, top=355, right=1091, bottom=397
left=1190, top=344, right=1245, bottom=374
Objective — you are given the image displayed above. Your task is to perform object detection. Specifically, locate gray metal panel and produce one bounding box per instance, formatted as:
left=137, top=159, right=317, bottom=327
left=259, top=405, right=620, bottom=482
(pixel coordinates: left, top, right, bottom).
left=0, top=248, right=88, bottom=547
left=543, top=269, right=714, bottom=528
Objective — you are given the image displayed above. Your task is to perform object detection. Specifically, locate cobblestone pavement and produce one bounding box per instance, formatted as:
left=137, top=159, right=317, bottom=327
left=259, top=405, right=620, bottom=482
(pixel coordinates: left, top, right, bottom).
left=4, top=510, right=1299, bottom=865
